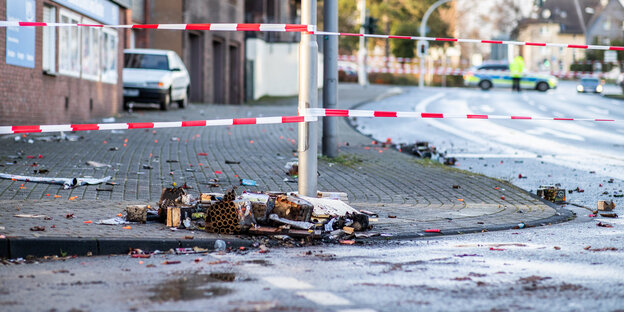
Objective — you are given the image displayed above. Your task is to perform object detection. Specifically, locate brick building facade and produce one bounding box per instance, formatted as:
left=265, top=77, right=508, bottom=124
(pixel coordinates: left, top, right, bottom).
left=0, top=0, right=129, bottom=126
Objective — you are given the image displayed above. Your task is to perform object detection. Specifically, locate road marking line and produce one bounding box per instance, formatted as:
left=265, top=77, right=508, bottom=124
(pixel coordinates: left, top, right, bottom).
left=296, top=291, right=352, bottom=306
left=263, top=277, right=313, bottom=289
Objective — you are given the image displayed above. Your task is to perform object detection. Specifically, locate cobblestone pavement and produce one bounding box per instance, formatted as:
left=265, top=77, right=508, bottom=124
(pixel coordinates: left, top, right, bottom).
left=0, top=84, right=568, bottom=243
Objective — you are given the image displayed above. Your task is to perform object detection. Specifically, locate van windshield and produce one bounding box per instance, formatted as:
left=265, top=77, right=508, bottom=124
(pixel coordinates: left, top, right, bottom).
left=124, top=53, right=169, bottom=70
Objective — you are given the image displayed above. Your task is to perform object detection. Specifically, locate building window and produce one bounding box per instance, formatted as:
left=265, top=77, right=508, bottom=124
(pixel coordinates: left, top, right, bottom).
left=42, top=5, right=56, bottom=73
left=59, top=9, right=81, bottom=77
left=604, top=17, right=611, bottom=30
left=101, top=28, right=118, bottom=84
left=81, top=18, right=100, bottom=81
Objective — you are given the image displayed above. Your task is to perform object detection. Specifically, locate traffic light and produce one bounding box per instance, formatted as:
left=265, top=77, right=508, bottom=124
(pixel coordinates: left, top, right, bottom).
left=365, top=16, right=378, bottom=34
left=417, top=40, right=429, bottom=58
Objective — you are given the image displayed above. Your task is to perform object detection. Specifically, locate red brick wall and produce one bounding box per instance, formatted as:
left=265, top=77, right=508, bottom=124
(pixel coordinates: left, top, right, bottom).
left=0, top=0, right=126, bottom=126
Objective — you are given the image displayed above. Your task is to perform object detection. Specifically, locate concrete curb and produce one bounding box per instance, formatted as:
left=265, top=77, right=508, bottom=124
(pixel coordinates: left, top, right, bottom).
left=0, top=236, right=253, bottom=259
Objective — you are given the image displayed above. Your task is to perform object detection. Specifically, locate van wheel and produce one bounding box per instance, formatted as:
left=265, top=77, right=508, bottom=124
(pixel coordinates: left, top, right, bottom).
left=178, top=88, right=189, bottom=108
left=160, top=89, right=171, bottom=111
left=536, top=82, right=549, bottom=92
left=479, top=80, right=492, bottom=91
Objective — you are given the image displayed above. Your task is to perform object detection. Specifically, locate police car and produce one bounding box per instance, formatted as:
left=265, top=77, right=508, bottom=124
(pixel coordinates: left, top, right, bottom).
left=463, top=63, right=558, bottom=92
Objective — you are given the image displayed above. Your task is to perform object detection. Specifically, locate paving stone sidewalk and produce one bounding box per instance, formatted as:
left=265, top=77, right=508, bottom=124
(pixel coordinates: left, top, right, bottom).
left=0, top=84, right=571, bottom=257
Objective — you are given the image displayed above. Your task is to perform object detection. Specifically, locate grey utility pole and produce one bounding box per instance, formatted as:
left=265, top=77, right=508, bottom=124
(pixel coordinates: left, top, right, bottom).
left=418, top=0, right=452, bottom=89
left=322, top=0, right=338, bottom=158
left=297, top=0, right=318, bottom=196
left=358, top=0, right=368, bottom=86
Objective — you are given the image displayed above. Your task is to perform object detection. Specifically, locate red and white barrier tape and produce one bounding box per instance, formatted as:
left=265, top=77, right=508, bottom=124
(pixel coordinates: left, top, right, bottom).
left=303, top=108, right=618, bottom=122
left=316, top=31, right=624, bottom=52
left=3, top=21, right=624, bottom=51
left=1, top=108, right=618, bottom=135
left=0, top=116, right=317, bottom=135
left=0, top=21, right=314, bottom=32
left=340, top=55, right=623, bottom=66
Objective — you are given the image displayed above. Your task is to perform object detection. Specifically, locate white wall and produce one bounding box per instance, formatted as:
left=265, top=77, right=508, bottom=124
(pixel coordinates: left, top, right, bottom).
left=247, top=38, right=323, bottom=100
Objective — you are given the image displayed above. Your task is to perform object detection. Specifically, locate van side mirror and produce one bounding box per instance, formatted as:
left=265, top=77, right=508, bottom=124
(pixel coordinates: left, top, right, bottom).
left=171, top=67, right=181, bottom=72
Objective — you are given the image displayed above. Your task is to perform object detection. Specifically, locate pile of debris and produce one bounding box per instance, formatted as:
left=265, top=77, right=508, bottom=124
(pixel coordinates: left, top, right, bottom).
left=129, top=187, right=372, bottom=242
left=536, top=185, right=566, bottom=204
left=399, top=141, right=456, bottom=166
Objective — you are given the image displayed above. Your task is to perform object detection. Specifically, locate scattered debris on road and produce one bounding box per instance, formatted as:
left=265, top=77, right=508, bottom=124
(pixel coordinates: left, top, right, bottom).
left=596, top=222, right=613, bottom=228
left=99, top=186, right=374, bottom=243
left=0, top=173, right=111, bottom=189
left=536, top=185, right=566, bottom=203
left=597, top=200, right=616, bottom=211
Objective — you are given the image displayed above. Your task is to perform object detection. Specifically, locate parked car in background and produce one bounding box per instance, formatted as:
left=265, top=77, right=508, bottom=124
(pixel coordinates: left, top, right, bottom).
left=577, top=77, right=604, bottom=94
left=123, top=49, right=190, bottom=110
left=463, top=63, right=558, bottom=92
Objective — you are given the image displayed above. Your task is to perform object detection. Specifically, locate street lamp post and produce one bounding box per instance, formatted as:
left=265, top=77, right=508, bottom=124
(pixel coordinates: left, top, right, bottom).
left=419, top=0, right=452, bottom=89
left=297, top=0, right=318, bottom=196
left=322, top=0, right=339, bottom=158
left=358, top=0, right=368, bottom=86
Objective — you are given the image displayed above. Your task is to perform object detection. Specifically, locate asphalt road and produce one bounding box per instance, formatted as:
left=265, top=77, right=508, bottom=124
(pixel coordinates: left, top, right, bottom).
left=354, top=81, right=624, bottom=208
left=0, top=204, right=622, bottom=312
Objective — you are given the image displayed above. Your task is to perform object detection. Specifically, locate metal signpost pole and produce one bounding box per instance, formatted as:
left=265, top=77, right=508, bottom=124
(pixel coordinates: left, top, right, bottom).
left=322, top=0, right=338, bottom=158
left=358, top=0, right=368, bottom=86
left=298, top=0, right=319, bottom=196
left=419, top=0, right=451, bottom=89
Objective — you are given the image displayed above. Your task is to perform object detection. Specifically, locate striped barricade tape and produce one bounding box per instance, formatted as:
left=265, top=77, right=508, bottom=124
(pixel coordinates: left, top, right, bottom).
left=0, top=21, right=314, bottom=32
left=2, top=21, right=624, bottom=51
left=315, top=31, right=624, bottom=52
left=0, top=116, right=317, bottom=135
left=302, top=108, right=617, bottom=122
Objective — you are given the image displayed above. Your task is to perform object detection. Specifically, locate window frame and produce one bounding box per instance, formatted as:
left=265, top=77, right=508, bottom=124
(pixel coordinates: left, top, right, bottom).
left=42, top=5, right=57, bottom=74
left=100, top=28, right=119, bottom=84
left=81, top=17, right=101, bottom=81
left=58, top=9, right=81, bottom=77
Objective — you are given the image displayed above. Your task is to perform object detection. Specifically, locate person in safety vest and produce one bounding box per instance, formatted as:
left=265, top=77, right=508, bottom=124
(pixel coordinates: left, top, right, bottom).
left=510, top=55, right=525, bottom=92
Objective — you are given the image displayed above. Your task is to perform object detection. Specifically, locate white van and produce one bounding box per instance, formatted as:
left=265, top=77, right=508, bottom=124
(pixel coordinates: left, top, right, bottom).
left=123, top=49, right=190, bottom=110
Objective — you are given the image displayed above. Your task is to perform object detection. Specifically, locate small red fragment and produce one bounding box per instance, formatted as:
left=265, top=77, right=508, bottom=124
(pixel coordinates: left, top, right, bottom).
left=197, top=153, right=209, bottom=156
left=339, top=240, right=356, bottom=245
left=215, top=171, right=222, bottom=174
left=490, top=248, right=505, bottom=251
left=83, top=220, right=92, bottom=224
left=500, top=196, right=506, bottom=200
left=131, top=254, right=150, bottom=258
left=425, top=229, right=441, bottom=233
